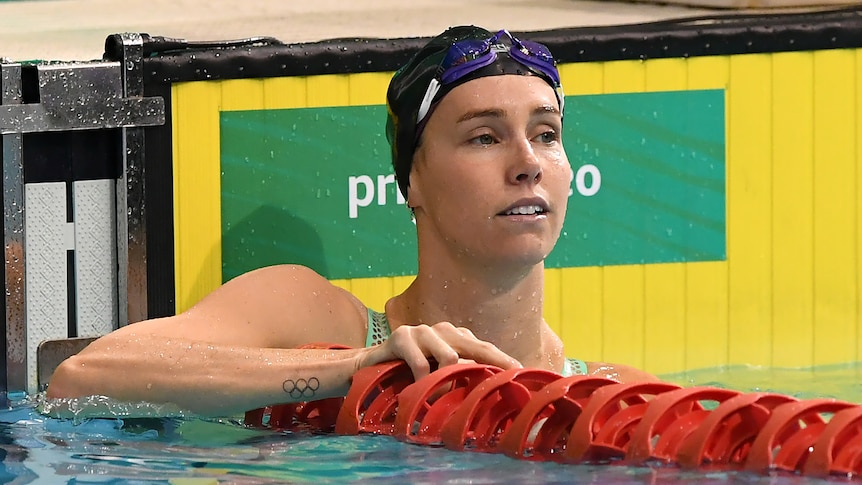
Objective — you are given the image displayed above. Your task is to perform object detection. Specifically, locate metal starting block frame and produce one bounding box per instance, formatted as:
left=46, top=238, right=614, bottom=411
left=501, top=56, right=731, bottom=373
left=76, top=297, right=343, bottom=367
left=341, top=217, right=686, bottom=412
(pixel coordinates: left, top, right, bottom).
left=1, top=33, right=165, bottom=397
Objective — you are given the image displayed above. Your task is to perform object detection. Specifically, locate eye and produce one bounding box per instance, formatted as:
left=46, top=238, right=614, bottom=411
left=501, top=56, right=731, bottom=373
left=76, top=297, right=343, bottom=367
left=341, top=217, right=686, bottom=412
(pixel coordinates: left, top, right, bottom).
left=536, top=131, right=559, bottom=144
left=471, top=133, right=496, bottom=145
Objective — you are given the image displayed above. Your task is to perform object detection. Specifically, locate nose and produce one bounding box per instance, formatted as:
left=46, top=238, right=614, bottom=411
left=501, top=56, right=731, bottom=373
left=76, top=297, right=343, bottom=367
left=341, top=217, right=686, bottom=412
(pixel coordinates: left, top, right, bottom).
left=508, top=139, right=542, bottom=185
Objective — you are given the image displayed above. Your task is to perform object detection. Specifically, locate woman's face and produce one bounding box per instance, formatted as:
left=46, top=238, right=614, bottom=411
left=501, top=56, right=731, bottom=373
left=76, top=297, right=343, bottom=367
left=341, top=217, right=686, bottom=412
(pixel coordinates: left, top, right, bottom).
left=409, top=74, right=572, bottom=267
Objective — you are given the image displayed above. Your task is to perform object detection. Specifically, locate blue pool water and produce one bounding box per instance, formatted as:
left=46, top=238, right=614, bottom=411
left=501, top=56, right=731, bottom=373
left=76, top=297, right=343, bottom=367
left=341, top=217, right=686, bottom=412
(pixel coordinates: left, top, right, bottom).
left=2, top=364, right=861, bottom=484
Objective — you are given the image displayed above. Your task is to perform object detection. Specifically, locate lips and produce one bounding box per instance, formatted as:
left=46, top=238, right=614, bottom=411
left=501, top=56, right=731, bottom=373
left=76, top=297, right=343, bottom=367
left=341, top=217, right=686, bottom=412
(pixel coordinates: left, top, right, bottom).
left=499, top=198, right=549, bottom=216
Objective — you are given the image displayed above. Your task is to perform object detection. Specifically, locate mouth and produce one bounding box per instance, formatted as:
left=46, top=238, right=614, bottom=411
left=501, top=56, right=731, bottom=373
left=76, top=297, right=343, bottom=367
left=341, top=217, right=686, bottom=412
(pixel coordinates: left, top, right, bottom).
left=502, top=205, right=546, bottom=216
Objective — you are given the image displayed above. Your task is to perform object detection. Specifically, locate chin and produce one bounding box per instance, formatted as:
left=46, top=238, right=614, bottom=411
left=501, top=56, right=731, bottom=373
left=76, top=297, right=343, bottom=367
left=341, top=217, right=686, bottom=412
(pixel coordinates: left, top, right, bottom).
left=490, top=243, right=550, bottom=267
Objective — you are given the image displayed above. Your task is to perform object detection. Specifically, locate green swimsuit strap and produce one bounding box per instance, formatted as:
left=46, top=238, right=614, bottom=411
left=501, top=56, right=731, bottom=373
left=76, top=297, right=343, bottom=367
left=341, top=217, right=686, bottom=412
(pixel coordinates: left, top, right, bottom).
left=366, top=308, right=392, bottom=347
left=562, top=357, right=589, bottom=377
left=365, top=308, right=587, bottom=376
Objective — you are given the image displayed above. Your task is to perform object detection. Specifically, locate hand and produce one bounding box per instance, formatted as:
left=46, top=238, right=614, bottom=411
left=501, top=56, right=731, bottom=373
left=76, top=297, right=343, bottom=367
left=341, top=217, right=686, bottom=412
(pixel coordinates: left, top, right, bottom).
left=354, top=322, right=522, bottom=381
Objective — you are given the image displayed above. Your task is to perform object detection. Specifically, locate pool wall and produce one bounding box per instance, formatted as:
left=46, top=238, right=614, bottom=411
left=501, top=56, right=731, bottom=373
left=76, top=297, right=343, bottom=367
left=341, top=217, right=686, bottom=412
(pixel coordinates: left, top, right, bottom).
left=165, top=8, right=862, bottom=375
left=3, top=7, right=862, bottom=395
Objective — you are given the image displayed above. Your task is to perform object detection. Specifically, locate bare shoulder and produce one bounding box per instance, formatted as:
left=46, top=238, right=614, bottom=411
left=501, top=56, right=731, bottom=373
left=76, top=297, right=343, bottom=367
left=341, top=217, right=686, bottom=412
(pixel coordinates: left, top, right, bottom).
left=161, top=264, right=370, bottom=348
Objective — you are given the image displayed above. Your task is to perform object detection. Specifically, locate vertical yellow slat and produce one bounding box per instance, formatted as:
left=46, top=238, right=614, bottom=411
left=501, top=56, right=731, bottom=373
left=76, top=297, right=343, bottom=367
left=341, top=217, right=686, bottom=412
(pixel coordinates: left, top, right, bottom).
left=813, top=49, right=857, bottom=365
left=684, top=56, right=730, bottom=370
left=172, top=81, right=224, bottom=312
left=684, top=262, right=729, bottom=370
left=599, top=60, right=646, bottom=369
left=348, top=72, right=391, bottom=105
left=858, top=49, right=862, bottom=363
left=602, top=265, right=644, bottom=368
left=221, top=78, right=265, bottom=111
left=602, top=59, right=645, bottom=94
left=685, top=56, right=729, bottom=91
left=726, top=54, right=773, bottom=366
left=307, top=73, right=350, bottom=107
left=644, top=58, right=687, bottom=93
left=351, top=279, right=394, bottom=312
left=771, top=52, right=815, bottom=367
left=392, top=276, right=414, bottom=295
left=561, top=266, right=603, bottom=362
left=263, top=76, right=308, bottom=109
left=544, top=268, right=563, bottom=337
left=642, top=263, right=686, bottom=374
left=329, top=278, right=352, bottom=293
left=560, top=62, right=603, bottom=96
left=642, top=58, right=688, bottom=374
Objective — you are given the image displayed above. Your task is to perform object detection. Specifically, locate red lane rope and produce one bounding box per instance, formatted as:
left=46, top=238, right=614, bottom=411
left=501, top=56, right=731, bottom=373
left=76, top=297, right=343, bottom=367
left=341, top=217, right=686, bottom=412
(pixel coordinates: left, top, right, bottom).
left=245, top=353, right=862, bottom=480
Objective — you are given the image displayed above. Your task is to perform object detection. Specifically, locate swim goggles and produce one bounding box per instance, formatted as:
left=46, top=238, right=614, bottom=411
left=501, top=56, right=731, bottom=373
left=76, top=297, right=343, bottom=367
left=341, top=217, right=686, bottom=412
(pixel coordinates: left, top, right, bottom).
left=416, top=29, right=564, bottom=125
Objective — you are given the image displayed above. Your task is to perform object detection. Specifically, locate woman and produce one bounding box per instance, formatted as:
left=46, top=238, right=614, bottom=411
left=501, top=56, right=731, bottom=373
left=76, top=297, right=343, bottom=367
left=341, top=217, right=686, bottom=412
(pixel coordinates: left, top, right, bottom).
left=47, top=26, right=653, bottom=417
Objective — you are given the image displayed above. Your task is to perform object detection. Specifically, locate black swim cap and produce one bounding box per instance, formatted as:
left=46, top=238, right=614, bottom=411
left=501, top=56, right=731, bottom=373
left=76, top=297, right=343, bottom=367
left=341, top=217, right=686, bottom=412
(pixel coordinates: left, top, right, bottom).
left=385, top=26, right=561, bottom=200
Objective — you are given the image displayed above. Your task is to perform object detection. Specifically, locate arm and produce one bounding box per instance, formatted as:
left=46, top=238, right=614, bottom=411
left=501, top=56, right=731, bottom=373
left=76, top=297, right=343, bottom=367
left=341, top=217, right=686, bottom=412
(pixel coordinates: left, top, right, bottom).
left=47, top=265, right=520, bottom=416
left=47, top=265, right=370, bottom=416
left=48, top=335, right=370, bottom=416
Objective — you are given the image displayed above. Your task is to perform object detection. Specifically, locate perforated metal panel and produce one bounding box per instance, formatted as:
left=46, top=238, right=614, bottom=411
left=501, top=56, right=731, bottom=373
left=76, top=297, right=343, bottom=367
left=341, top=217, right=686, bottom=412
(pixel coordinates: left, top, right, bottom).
left=73, top=179, right=117, bottom=338
left=24, top=182, right=71, bottom=391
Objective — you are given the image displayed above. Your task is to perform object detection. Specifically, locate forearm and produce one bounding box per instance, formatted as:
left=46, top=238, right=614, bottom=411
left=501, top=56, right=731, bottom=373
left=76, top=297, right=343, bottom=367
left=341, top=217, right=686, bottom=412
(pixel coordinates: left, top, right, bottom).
left=47, top=336, right=367, bottom=417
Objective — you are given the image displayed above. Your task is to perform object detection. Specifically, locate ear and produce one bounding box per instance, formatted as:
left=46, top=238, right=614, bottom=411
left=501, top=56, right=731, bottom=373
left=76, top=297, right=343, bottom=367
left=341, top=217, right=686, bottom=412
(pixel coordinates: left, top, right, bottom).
left=406, top=150, right=425, bottom=210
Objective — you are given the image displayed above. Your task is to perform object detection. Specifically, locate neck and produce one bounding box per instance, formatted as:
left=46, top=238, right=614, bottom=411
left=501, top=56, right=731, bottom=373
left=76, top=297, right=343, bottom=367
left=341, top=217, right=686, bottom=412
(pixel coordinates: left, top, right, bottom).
left=389, top=254, right=557, bottom=369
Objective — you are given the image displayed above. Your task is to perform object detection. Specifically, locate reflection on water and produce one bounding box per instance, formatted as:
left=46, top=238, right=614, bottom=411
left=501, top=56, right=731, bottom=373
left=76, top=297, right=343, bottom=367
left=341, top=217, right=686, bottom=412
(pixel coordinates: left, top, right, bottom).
left=663, top=362, right=862, bottom=403
left=38, top=394, right=192, bottom=421
left=0, top=363, right=859, bottom=484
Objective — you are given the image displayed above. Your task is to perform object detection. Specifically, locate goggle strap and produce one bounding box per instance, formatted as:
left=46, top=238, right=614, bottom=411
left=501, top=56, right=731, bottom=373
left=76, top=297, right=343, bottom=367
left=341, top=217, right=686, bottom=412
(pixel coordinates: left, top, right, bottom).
left=556, top=86, right=565, bottom=116
left=416, top=78, right=441, bottom=125
left=508, top=47, right=560, bottom=85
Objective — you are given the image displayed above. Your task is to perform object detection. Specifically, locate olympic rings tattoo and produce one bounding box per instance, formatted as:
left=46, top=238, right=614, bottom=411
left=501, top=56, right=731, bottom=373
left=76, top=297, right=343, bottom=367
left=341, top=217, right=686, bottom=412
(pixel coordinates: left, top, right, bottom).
left=282, top=377, right=320, bottom=400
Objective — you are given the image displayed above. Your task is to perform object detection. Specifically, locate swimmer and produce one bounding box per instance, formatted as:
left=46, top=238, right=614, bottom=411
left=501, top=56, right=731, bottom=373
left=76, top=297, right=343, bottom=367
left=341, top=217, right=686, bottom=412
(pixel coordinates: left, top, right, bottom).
left=47, top=26, right=655, bottom=417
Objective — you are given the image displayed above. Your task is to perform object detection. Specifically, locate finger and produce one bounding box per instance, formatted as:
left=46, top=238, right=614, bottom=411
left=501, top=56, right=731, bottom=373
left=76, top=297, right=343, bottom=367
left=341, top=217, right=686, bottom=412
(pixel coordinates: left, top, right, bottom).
left=465, top=341, right=522, bottom=370
left=391, top=333, right=433, bottom=381
left=358, top=330, right=431, bottom=381
left=431, top=322, right=522, bottom=370
left=412, top=325, right=460, bottom=368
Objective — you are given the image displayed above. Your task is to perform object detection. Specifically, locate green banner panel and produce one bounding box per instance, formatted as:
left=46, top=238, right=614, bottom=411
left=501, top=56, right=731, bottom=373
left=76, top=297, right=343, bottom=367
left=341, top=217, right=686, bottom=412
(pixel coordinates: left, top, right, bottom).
left=220, top=89, right=725, bottom=281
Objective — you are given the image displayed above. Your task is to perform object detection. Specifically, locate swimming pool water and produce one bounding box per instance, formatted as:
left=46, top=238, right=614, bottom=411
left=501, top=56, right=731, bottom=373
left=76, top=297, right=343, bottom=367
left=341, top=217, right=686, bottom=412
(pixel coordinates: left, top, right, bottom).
left=2, top=363, right=861, bottom=484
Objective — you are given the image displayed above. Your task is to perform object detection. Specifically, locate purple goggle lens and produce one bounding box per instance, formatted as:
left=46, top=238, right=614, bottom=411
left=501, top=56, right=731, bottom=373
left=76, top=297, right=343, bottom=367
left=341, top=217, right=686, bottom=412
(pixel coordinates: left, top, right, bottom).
left=417, top=30, right=563, bottom=125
